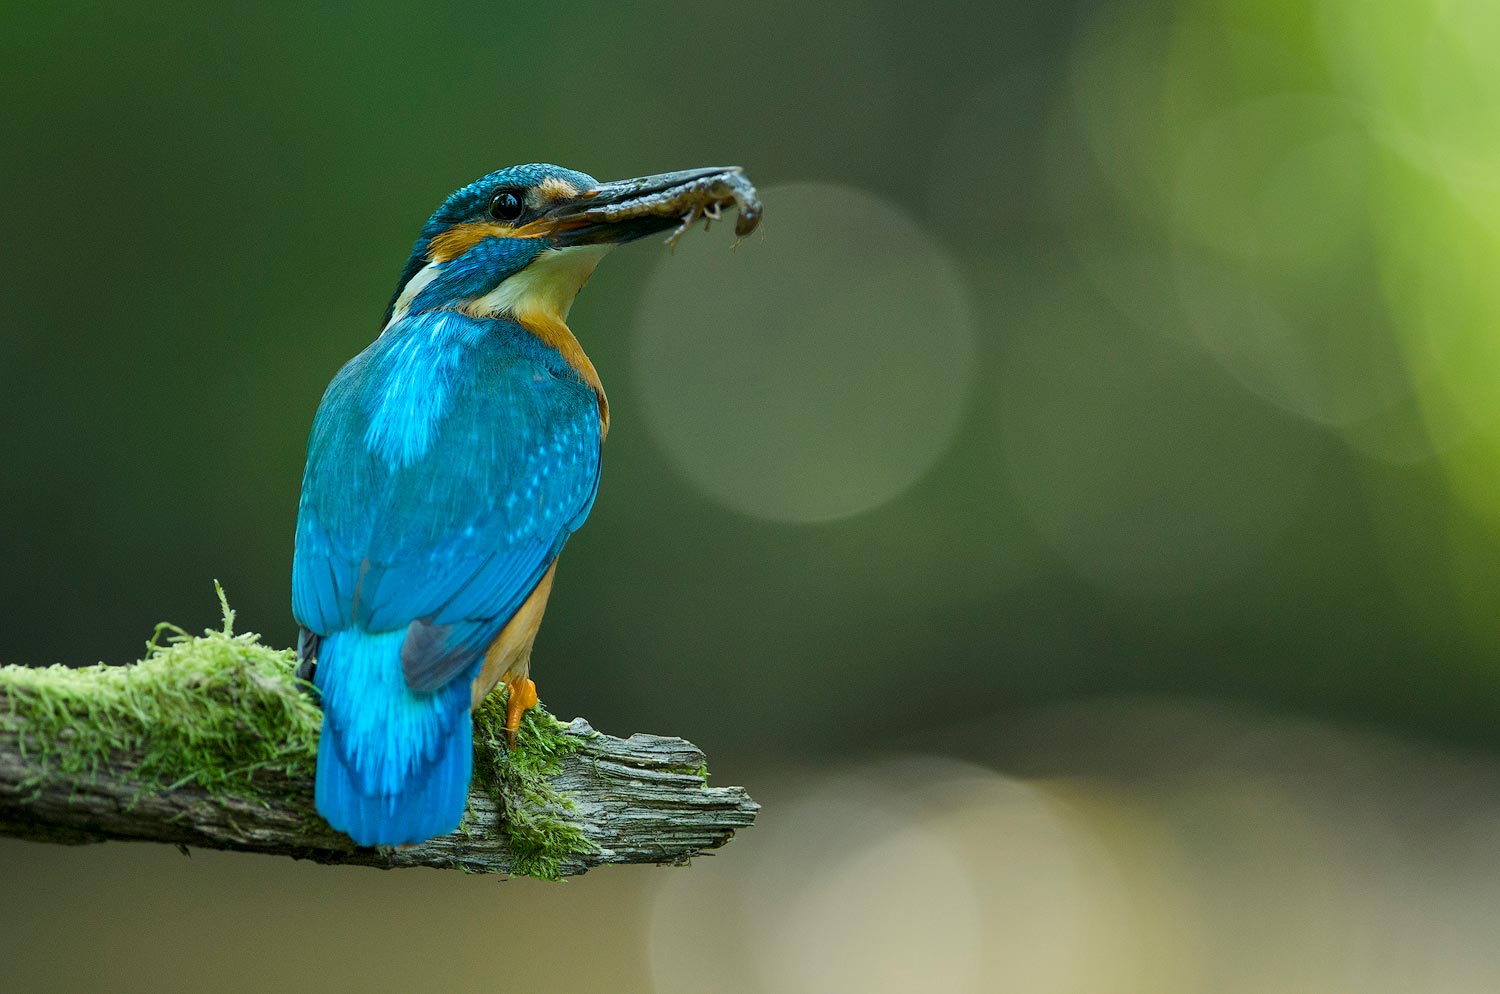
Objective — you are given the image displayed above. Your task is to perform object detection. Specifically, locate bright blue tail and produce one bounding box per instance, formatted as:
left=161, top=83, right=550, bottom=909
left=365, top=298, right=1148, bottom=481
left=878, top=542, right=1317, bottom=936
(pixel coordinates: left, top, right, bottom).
left=313, top=629, right=477, bottom=846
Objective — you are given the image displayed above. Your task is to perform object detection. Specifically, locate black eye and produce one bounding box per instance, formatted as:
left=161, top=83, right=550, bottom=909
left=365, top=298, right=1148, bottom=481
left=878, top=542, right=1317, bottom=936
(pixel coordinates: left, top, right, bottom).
left=488, top=189, right=525, bottom=222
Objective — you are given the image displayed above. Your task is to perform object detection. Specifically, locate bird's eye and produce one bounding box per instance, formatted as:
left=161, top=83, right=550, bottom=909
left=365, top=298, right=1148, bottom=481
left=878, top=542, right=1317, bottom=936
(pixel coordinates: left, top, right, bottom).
left=488, top=190, right=525, bottom=222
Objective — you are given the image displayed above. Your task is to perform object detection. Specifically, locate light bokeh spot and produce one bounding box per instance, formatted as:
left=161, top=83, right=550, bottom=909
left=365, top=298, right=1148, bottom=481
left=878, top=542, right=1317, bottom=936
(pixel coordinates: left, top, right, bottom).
left=751, top=815, right=985, bottom=994
left=648, top=759, right=1141, bottom=994
left=632, top=182, right=975, bottom=523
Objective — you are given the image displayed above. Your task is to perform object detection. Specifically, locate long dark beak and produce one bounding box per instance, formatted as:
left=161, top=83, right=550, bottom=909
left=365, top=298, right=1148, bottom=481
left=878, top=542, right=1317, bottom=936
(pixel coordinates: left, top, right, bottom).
left=544, top=166, right=762, bottom=246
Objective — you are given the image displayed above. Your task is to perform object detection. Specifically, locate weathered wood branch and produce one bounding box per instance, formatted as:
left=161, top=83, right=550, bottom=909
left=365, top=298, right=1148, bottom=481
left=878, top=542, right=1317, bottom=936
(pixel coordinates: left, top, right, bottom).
left=0, top=699, right=758, bottom=877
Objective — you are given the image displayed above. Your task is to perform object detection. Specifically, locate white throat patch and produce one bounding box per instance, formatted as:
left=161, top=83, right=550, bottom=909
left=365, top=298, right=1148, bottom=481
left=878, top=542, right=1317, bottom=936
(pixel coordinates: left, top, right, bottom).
left=384, top=261, right=442, bottom=332
left=465, top=244, right=613, bottom=324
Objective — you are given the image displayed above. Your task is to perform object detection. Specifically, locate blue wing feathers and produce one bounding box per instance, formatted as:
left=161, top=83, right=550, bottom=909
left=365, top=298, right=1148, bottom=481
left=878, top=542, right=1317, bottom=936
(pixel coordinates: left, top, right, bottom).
left=292, top=311, right=602, bottom=845
left=294, top=312, right=600, bottom=639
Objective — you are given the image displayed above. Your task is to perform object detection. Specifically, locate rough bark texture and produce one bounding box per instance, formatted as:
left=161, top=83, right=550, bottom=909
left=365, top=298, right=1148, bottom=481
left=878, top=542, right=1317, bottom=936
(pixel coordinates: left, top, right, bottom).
left=0, top=703, right=758, bottom=876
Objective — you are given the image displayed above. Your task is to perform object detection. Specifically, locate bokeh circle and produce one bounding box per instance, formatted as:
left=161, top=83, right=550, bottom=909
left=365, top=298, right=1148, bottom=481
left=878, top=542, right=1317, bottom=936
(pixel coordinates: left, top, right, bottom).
left=632, top=182, right=976, bottom=523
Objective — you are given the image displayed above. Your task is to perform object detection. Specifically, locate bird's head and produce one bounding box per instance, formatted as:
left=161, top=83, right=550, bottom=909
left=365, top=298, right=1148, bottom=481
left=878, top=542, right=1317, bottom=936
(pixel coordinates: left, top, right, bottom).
left=383, top=163, right=759, bottom=332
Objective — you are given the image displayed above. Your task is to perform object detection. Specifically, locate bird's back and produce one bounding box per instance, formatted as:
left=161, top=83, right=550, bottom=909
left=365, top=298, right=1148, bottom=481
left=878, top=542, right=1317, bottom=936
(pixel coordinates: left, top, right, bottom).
left=292, top=310, right=602, bottom=844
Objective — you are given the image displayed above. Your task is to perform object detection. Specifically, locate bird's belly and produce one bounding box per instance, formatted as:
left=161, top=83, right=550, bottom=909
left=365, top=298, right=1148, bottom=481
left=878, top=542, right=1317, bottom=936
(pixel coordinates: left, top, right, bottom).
left=471, top=559, right=559, bottom=708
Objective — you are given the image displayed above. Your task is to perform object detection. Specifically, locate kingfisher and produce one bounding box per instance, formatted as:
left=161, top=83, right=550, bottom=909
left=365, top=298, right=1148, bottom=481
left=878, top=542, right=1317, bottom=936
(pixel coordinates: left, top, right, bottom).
left=291, top=163, right=760, bottom=847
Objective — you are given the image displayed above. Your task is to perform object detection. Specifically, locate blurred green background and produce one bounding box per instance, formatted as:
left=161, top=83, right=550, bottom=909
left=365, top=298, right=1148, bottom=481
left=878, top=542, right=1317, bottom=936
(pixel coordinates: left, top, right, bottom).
left=5, top=0, right=1500, bottom=991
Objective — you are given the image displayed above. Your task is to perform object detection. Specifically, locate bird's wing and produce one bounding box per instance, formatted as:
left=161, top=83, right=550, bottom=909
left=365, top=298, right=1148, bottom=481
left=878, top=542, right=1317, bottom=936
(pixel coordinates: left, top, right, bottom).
left=291, top=312, right=602, bottom=691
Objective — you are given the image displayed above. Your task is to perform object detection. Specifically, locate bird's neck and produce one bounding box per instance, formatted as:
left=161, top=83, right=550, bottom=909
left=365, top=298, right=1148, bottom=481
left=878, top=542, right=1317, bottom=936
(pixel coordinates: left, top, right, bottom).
left=387, top=245, right=613, bottom=437
left=473, top=246, right=613, bottom=438
left=460, top=245, right=611, bottom=327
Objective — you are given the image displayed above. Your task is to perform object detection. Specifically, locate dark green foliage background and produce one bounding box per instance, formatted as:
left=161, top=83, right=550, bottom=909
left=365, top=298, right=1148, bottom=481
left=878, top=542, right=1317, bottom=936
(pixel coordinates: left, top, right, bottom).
left=1, top=2, right=1493, bottom=767
left=2, top=1, right=1498, bottom=990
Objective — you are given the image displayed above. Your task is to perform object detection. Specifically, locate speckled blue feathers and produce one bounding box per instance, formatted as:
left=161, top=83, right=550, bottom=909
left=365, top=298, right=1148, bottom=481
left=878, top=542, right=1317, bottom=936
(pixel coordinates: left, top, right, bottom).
left=293, top=309, right=602, bottom=845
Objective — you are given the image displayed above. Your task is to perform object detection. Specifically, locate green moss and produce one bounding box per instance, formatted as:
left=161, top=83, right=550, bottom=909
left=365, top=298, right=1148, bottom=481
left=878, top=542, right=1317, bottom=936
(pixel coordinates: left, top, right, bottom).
left=0, top=584, right=320, bottom=804
left=470, top=692, right=599, bottom=881
left=0, top=585, right=601, bottom=880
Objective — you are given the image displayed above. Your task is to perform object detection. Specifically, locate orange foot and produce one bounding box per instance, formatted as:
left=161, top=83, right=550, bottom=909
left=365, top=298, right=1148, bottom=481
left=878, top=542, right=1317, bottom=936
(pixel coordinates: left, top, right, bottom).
left=504, top=676, right=539, bottom=747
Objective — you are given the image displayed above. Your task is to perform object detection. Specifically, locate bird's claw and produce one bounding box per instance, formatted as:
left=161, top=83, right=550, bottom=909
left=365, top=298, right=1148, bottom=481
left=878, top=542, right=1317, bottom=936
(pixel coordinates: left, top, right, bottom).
left=503, top=676, right=539, bottom=747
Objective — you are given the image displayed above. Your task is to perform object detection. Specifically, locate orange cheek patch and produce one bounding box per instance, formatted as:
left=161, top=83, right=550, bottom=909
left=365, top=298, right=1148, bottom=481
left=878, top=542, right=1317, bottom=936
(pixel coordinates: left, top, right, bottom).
left=426, top=222, right=510, bottom=262
left=427, top=217, right=573, bottom=261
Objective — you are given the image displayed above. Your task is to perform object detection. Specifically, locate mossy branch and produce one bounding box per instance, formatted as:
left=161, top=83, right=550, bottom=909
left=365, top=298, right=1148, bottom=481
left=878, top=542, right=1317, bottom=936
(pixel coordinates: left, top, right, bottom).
left=0, top=591, right=756, bottom=879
